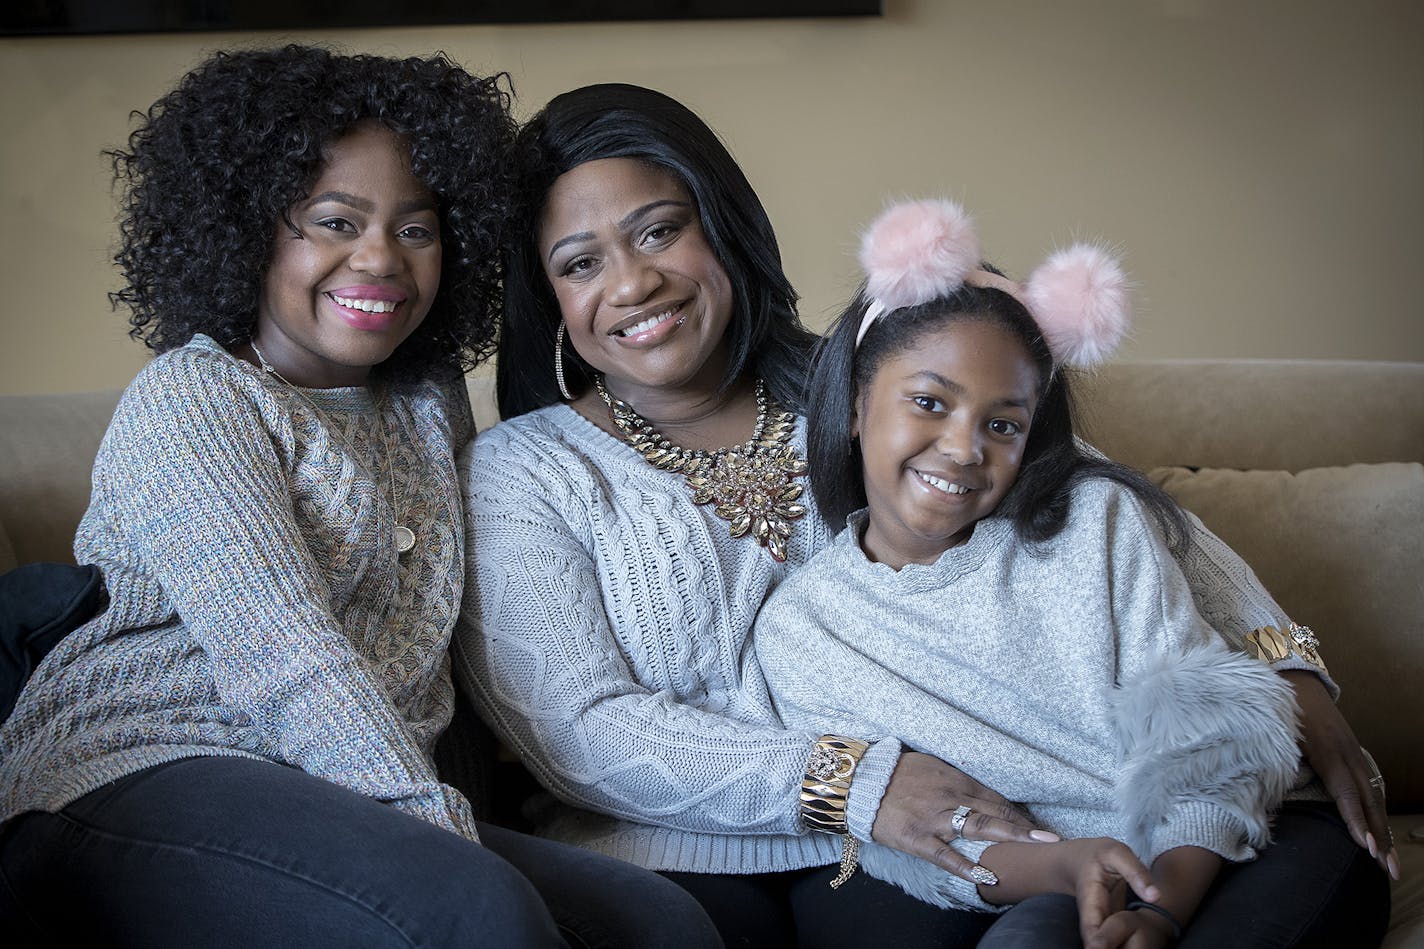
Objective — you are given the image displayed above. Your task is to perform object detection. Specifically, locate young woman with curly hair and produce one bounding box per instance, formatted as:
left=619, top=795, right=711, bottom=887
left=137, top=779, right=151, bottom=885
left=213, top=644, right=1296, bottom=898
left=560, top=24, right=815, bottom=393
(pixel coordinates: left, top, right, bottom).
left=0, top=46, right=717, bottom=949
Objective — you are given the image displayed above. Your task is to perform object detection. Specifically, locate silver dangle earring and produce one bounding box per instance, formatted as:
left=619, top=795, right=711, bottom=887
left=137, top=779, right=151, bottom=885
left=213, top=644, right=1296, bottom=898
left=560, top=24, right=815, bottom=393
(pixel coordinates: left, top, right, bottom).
left=554, top=319, right=574, bottom=401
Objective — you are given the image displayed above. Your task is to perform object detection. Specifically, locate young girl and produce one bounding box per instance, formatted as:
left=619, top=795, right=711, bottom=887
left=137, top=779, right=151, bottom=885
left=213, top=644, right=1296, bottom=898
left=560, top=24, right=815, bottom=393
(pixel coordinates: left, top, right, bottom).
left=754, top=199, right=1356, bottom=947
left=0, top=46, right=716, bottom=948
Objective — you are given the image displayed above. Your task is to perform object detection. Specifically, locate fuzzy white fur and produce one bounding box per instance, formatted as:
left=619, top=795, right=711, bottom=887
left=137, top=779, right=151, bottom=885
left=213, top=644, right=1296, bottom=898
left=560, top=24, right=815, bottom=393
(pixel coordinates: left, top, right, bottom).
left=1024, top=244, right=1132, bottom=368
left=857, top=199, right=1132, bottom=368
left=859, top=199, right=980, bottom=311
left=846, top=640, right=1301, bottom=910
left=855, top=836, right=969, bottom=910
left=1110, top=637, right=1301, bottom=857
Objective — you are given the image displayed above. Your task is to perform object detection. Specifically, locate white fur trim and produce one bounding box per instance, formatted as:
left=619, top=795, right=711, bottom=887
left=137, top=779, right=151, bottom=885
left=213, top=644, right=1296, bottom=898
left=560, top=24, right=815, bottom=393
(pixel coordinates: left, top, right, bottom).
left=1110, top=638, right=1301, bottom=860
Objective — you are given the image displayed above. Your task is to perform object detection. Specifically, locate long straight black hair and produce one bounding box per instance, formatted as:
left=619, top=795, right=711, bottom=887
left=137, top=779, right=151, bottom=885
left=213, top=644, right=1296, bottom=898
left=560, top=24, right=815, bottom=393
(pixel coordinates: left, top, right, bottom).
left=807, top=277, right=1188, bottom=550
left=497, top=83, right=819, bottom=419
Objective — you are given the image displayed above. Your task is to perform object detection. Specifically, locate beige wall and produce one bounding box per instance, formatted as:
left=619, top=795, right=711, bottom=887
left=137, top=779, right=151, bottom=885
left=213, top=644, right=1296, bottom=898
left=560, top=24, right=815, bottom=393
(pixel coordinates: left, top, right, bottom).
left=2, top=0, right=1420, bottom=396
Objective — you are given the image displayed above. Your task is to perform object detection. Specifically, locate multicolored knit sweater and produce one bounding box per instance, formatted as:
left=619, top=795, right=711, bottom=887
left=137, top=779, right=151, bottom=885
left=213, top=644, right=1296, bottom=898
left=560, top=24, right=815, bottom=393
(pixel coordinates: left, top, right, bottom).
left=0, top=335, right=477, bottom=839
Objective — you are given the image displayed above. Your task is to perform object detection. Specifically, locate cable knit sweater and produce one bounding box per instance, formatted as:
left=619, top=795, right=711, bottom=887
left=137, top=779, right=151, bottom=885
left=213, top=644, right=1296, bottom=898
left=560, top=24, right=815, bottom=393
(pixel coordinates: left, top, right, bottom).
left=755, top=482, right=1302, bottom=911
left=454, top=405, right=1317, bottom=875
left=0, top=335, right=478, bottom=840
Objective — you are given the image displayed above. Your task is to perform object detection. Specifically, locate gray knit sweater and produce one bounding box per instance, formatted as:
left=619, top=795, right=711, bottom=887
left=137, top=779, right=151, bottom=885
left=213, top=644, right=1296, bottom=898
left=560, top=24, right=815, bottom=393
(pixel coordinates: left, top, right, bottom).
left=0, top=335, right=478, bottom=840
left=755, top=480, right=1302, bottom=910
left=455, top=406, right=1315, bottom=875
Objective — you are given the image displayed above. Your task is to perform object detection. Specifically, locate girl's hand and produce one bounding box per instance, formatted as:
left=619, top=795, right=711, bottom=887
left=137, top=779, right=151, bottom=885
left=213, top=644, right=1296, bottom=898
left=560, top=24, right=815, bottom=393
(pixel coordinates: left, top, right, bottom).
left=1062, top=839, right=1162, bottom=944
left=1284, top=670, right=1399, bottom=879
left=871, top=751, right=1060, bottom=883
left=1083, top=906, right=1175, bottom=949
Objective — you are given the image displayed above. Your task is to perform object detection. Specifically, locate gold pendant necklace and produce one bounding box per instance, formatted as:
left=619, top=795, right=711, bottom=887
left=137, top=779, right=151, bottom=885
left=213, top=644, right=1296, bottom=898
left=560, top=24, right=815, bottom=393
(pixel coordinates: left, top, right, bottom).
left=250, top=341, right=415, bottom=555
left=594, top=376, right=809, bottom=562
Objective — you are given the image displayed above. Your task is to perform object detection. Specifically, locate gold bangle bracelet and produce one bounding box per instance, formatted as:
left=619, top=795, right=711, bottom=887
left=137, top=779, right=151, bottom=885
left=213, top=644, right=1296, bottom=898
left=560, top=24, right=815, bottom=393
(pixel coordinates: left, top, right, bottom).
left=799, top=735, right=869, bottom=835
left=1244, top=622, right=1328, bottom=674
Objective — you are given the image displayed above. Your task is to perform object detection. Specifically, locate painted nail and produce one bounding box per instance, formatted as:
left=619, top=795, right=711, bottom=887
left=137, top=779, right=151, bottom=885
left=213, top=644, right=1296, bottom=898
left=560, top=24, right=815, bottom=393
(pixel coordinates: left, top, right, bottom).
left=969, top=865, right=999, bottom=886
left=1030, top=829, right=1062, bottom=842
left=1365, top=832, right=1378, bottom=859
left=1387, top=850, right=1401, bottom=882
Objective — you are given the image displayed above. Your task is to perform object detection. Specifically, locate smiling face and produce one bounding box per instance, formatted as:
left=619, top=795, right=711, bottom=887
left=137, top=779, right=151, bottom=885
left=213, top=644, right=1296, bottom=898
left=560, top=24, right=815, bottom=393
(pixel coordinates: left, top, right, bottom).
left=253, top=121, right=442, bottom=388
left=855, top=319, right=1042, bottom=569
left=537, top=157, right=734, bottom=404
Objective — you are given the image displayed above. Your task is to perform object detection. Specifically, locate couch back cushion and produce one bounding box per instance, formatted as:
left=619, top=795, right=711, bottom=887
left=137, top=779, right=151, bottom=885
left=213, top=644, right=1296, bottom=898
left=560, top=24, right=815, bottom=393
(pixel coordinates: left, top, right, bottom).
left=1150, top=461, right=1424, bottom=808
left=0, top=519, right=16, bottom=575
left=0, top=390, right=121, bottom=567
left=1078, top=360, right=1424, bottom=473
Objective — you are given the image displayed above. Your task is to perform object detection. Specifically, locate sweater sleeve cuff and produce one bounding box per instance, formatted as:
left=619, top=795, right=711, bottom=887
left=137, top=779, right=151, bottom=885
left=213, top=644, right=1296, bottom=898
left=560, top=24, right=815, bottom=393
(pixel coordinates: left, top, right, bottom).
left=399, top=784, right=482, bottom=845
left=1271, top=655, right=1341, bottom=701
left=846, top=737, right=901, bottom=842
left=919, top=837, right=1002, bottom=913
left=1146, top=800, right=1254, bottom=864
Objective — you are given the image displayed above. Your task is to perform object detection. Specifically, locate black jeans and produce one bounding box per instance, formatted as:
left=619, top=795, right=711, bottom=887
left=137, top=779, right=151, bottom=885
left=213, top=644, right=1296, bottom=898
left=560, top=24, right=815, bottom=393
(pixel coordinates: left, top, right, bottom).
left=663, top=862, right=997, bottom=948
left=0, top=756, right=721, bottom=949
left=977, top=801, right=1390, bottom=949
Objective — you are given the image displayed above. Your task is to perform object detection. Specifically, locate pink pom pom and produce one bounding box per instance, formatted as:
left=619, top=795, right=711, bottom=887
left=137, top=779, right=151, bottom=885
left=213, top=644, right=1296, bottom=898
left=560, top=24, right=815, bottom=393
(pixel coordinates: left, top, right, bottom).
left=1024, top=245, right=1131, bottom=368
left=859, top=199, right=981, bottom=311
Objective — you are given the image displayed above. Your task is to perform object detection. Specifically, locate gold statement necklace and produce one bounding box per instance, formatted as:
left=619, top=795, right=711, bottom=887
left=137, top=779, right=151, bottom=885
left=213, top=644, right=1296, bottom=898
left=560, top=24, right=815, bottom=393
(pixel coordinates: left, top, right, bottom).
left=595, top=376, right=808, bottom=562
left=251, top=340, right=416, bottom=555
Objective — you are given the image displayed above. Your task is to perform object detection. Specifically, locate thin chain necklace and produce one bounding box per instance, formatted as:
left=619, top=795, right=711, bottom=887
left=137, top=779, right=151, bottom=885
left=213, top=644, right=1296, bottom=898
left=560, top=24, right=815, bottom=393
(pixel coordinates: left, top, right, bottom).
left=250, top=340, right=416, bottom=555
left=594, top=376, right=808, bottom=563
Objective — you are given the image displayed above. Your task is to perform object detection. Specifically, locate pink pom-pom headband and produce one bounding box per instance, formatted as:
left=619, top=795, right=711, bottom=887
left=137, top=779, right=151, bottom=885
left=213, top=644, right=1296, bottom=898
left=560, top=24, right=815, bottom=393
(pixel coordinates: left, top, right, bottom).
left=854, top=199, right=1131, bottom=368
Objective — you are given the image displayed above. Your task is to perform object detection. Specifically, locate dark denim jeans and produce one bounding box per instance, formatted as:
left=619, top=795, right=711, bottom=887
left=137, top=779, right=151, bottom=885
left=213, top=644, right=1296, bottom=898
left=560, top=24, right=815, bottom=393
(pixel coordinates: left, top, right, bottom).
left=978, top=801, right=1391, bottom=949
left=663, top=863, right=998, bottom=948
left=0, top=756, right=720, bottom=949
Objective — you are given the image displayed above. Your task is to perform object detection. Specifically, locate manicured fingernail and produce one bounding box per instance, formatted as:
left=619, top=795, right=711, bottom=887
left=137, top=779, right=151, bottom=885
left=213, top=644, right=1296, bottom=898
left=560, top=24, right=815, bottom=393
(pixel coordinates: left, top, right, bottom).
left=1387, top=851, right=1401, bottom=881
left=1365, top=833, right=1378, bottom=859
left=969, top=865, right=998, bottom=886
left=1030, top=830, right=1061, bottom=842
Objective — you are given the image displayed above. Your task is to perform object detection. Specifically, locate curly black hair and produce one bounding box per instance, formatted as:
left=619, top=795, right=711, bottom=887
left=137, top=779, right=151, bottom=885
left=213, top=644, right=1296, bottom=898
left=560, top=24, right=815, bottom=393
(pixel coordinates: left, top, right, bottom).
left=110, top=44, right=520, bottom=385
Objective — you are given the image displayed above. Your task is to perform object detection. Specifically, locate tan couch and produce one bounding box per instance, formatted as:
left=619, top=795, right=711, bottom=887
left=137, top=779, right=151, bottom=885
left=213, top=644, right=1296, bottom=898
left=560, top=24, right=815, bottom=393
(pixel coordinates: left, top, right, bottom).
left=2, top=359, right=1420, bottom=945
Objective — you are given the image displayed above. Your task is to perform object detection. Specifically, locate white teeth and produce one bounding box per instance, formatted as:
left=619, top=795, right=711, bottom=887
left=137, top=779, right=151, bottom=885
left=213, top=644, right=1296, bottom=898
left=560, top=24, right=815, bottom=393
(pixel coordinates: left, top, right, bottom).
left=615, top=309, right=676, bottom=337
left=919, top=472, right=971, bottom=494
left=331, top=294, right=398, bottom=313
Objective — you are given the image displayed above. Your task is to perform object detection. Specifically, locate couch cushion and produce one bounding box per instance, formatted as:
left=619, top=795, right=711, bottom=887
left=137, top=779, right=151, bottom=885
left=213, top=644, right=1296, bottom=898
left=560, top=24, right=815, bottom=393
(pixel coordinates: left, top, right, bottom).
left=1149, top=462, right=1424, bottom=810
left=1387, top=812, right=1424, bottom=948
left=1080, top=360, right=1424, bottom=473
left=0, top=521, right=15, bottom=575
left=0, top=390, right=120, bottom=566
left=1386, top=813, right=1424, bottom=948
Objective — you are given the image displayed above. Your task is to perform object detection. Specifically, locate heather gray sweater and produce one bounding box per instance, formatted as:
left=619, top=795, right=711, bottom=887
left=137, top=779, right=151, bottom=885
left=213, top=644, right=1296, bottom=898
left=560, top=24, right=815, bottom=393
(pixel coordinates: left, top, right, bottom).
left=0, top=335, right=478, bottom=839
left=455, top=407, right=1316, bottom=876
left=755, top=480, right=1302, bottom=910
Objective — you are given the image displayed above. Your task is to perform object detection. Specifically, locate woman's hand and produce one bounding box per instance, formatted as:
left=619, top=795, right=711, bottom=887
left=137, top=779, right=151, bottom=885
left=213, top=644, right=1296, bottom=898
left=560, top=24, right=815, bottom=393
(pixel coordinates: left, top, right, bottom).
left=1283, top=670, right=1399, bottom=879
left=870, top=751, right=1059, bottom=883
